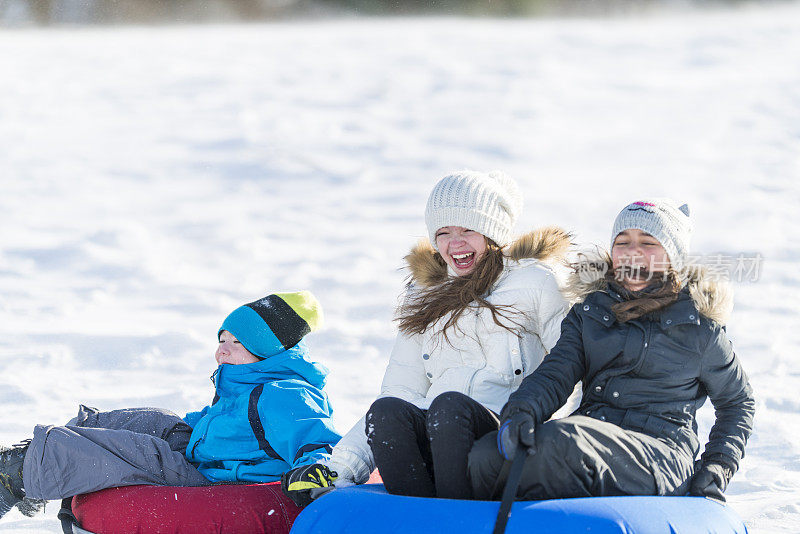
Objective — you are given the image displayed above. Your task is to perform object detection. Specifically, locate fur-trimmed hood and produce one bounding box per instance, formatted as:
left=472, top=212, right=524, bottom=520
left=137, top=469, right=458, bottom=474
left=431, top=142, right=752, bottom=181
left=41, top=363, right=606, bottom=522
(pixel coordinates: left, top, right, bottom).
left=404, top=226, right=572, bottom=288
left=564, top=250, right=734, bottom=326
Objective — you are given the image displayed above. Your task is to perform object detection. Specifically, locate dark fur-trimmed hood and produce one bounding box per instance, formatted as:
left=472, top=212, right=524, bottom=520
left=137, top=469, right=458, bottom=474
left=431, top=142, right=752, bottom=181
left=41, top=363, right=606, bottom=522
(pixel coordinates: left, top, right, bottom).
left=565, top=250, right=734, bottom=326
left=404, top=226, right=572, bottom=288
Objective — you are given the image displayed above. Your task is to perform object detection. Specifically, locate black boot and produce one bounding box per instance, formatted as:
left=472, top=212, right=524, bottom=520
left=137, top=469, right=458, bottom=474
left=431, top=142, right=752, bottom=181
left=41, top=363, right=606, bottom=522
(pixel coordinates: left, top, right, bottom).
left=0, top=440, right=29, bottom=519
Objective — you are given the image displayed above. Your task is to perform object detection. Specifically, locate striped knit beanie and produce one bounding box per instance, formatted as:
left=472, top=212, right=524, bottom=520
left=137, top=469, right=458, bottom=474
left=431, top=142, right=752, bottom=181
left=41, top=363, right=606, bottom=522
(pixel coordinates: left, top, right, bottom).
left=425, top=170, right=523, bottom=250
left=219, top=291, right=323, bottom=359
left=611, top=199, right=693, bottom=271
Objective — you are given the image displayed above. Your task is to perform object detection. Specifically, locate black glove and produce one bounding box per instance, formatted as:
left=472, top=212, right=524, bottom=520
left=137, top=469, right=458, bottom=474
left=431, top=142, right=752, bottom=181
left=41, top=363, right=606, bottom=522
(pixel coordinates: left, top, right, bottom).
left=281, top=463, right=338, bottom=507
left=689, top=460, right=733, bottom=502
left=496, top=411, right=536, bottom=461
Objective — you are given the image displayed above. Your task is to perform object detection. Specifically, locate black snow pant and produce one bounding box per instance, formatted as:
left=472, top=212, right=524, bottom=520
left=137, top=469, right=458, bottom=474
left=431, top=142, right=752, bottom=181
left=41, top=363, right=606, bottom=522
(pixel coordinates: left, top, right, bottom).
left=23, top=405, right=210, bottom=500
left=366, top=392, right=499, bottom=499
left=468, top=415, right=696, bottom=500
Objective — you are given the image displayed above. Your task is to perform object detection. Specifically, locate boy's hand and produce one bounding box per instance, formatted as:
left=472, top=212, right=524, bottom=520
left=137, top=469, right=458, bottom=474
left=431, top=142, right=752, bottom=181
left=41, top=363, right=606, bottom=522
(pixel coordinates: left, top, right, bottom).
left=497, top=412, right=536, bottom=461
left=281, top=464, right=338, bottom=507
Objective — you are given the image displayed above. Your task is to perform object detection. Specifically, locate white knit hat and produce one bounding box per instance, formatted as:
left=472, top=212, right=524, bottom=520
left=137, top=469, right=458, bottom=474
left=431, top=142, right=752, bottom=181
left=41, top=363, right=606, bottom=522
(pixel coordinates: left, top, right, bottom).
left=425, top=170, right=523, bottom=250
left=611, top=199, right=693, bottom=271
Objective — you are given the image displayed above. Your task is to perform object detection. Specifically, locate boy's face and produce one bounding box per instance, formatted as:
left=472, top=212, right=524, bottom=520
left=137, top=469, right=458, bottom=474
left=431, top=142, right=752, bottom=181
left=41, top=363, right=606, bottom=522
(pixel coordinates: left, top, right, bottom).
left=216, top=330, right=260, bottom=365
left=611, top=229, right=670, bottom=291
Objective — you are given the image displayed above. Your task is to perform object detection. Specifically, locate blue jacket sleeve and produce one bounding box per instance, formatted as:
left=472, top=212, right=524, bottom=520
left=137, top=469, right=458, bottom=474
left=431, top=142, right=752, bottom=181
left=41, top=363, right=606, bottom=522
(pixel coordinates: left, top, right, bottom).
left=259, top=381, right=342, bottom=468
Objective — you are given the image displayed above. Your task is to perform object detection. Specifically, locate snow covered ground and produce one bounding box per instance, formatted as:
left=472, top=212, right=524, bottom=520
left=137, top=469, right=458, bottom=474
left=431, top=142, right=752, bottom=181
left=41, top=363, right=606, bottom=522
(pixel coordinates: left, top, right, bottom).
left=0, top=3, right=799, bottom=532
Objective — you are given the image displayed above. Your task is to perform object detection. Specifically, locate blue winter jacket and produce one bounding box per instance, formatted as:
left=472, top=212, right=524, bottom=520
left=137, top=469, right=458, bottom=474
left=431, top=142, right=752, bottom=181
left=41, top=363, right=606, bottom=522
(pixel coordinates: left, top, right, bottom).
left=184, top=341, right=341, bottom=483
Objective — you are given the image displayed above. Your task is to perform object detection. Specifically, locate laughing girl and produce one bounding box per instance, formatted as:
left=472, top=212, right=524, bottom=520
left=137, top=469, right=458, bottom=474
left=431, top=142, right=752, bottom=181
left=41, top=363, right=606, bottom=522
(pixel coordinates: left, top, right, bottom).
left=282, top=170, right=573, bottom=504
left=469, top=199, right=755, bottom=502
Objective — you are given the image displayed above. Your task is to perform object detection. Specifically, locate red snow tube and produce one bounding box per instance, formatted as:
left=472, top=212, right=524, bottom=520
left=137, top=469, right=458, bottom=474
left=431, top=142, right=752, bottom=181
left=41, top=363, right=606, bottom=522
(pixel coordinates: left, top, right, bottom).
left=71, top=482, right=302, bottom=534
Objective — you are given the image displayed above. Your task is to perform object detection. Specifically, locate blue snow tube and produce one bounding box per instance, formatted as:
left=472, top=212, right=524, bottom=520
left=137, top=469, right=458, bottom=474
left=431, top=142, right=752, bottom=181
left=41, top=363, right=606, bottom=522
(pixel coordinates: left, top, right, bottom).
left=291, top=484, right=748, bottom=534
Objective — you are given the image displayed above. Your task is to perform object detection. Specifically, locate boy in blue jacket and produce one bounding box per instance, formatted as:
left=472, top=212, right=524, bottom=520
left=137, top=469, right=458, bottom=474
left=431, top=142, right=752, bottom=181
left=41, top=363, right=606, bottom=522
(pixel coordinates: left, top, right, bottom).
left=185, top=291, right=341, bottom=482
left=0, top=291, right=341, bottom=519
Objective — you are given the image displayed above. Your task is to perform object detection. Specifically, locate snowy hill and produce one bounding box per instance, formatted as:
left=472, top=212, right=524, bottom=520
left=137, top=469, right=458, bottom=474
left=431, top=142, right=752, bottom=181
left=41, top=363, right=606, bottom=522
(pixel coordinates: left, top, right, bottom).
left=0, top=4, right=799, bottom=532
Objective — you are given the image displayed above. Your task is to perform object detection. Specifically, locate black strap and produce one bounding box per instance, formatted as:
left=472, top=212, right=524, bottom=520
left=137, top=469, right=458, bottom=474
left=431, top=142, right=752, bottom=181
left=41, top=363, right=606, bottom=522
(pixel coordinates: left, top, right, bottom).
left=57, top=498, right=77, bottom=534
left=247, top=384, right=282, bottom=460
left=245, top=295, right=310, bottom=350
left=492, top=449, right=527, bottom=534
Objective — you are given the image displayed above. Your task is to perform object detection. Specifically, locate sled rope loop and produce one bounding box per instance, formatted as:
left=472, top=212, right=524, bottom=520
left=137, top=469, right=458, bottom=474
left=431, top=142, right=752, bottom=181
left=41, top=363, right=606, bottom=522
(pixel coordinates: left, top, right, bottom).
left=492, top=449, right=528, bottom=534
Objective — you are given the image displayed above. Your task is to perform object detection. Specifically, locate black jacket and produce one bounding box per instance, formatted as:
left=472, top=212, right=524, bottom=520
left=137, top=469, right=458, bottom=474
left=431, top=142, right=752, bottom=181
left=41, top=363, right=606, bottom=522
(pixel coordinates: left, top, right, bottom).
left=504, top=266, right=755, bottom=471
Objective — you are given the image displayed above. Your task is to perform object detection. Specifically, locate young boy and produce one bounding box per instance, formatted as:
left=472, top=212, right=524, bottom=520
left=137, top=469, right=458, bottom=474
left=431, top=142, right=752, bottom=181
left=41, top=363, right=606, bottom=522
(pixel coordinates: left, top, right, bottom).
left=468, top=199, right=755, bottom=502
left=0, top=291, right=341, bottom=519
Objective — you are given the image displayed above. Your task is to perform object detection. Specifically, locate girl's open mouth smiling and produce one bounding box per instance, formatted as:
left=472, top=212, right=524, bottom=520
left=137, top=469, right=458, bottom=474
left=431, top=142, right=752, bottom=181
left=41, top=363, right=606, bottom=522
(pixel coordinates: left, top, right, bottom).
left=451, top=251, right=475, bottom=269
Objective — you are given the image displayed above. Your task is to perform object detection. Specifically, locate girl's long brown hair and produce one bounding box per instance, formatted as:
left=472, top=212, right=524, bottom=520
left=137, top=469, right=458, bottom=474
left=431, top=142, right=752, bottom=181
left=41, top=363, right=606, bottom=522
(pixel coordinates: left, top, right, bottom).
left=396, top=241, right=524, bottom=343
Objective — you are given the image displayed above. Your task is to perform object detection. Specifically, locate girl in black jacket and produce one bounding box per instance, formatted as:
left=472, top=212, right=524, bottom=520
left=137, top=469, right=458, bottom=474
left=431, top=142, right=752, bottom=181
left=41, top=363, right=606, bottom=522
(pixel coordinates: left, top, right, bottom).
left=468, top=199, right=755, bottom=502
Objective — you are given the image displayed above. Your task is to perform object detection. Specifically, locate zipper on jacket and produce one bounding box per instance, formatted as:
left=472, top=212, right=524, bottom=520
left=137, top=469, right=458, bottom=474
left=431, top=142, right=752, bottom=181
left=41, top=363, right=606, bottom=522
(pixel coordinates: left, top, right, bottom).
left=190, top=435, right=202, bottom=460
left=190, top=375, right=220, bottom=459
left=189, top=422, right=204, bottom=460
left=189, top=409, right=224, bottom=460
left=633, top=321, right=653, bottom=374
left=466, top=367, right=481, bottom=398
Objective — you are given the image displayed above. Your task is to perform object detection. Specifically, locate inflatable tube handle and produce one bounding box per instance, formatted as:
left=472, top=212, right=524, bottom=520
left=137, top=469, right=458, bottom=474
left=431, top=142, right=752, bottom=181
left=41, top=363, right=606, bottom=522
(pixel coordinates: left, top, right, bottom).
left=492, top=449, right=527, bottom=534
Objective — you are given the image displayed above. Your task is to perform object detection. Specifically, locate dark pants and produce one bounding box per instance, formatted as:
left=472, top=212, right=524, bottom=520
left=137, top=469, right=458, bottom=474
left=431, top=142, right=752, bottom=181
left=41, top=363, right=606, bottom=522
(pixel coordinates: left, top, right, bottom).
left=23, top=406, right=210, bottom=500
left=366, top=392, right=499, bottom=499
left=468, top=415, right=695, bottom=500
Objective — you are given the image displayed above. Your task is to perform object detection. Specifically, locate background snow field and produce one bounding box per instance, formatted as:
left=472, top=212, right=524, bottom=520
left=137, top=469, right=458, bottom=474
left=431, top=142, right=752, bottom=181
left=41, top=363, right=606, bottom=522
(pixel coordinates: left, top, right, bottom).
left=1, top=5, right=799, bottom=533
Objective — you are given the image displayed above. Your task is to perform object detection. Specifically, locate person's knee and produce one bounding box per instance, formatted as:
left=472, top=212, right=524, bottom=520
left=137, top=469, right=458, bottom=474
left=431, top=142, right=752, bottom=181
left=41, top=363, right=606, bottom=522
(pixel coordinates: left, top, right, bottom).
left=428, top=391, right=472, bottom=414
left=523, top=419, right=595, bottom=480
left=68, top=405, right=100, bottom=427
left=467, top=432, right=504, bottom=499
left=365, top=397, right=416, bottom=439
left=367, top=397, right=412, bottom=421
left=426, top=392, right=473, bottom=433
left=533, top=419, right=579, bottom=453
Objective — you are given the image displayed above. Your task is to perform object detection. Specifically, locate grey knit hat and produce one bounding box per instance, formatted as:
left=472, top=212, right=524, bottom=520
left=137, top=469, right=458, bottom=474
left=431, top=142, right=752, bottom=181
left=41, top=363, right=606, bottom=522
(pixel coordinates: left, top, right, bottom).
left=611, top=199, right=693, bottom=271
left=425, top=171, right=523, bottom=250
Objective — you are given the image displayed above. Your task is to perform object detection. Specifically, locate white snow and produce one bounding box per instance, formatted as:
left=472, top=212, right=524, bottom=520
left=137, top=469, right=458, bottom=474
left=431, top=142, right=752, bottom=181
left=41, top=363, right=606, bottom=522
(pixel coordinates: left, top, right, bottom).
left=0, top=4, right=799, bottom=532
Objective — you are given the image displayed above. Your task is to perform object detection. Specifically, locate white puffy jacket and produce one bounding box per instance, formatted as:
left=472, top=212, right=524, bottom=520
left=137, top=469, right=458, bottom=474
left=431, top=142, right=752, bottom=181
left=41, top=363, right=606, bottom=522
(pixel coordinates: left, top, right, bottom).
left=328, top=228, right=573, bottom=485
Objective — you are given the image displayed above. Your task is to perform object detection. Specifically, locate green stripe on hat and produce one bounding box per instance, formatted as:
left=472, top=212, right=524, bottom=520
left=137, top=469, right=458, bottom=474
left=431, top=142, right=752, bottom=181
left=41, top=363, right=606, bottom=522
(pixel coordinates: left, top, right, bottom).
left=274, top=291, right=323, bottom=333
